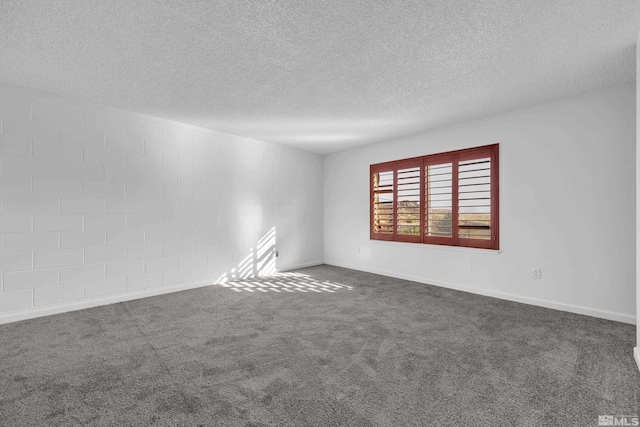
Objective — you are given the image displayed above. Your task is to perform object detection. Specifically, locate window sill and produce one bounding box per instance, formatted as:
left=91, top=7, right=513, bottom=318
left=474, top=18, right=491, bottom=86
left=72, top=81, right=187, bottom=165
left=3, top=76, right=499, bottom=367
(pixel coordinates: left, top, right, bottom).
left=369, top=239, right=502, bottom=255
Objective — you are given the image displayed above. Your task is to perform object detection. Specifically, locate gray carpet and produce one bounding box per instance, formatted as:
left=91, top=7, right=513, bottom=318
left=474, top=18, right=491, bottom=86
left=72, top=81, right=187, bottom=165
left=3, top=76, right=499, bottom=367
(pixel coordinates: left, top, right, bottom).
left=0, top=265, right=638, bottom=426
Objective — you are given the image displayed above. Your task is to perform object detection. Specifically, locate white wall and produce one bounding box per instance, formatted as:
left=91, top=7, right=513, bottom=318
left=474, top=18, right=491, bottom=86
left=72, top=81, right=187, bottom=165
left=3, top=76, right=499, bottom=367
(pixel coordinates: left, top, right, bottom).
left=325, top=83, right=636, bottom=324
left=0, top=83, right=324, bottom=323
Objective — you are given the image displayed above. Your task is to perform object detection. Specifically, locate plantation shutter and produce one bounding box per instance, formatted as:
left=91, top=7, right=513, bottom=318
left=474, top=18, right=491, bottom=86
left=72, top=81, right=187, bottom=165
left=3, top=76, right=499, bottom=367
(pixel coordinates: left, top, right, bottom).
left=457, top=146, right=498, bottom=249
left=396, top=159, right=423, bottom=242
left=370, top=144, right=498, bottom=250
left=424, top=153, right=455, bottom=246
left=371, top=164, right=395, bottom=240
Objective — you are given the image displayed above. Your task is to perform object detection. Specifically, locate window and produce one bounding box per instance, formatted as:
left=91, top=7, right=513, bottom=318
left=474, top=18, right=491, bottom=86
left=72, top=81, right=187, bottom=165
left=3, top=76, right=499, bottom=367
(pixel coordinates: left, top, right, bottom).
left=370, top=144, right=499, bottom=250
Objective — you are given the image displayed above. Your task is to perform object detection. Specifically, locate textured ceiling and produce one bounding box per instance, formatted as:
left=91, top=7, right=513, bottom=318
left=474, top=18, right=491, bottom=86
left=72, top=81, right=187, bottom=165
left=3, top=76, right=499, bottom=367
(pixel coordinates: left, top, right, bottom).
left=0, top=1, right=638, bottom=154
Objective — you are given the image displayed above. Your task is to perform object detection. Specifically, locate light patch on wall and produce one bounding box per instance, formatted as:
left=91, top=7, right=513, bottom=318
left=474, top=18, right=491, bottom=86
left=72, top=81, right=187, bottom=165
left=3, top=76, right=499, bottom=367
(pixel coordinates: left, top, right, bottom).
left=217, top=227, right=277, bottom=282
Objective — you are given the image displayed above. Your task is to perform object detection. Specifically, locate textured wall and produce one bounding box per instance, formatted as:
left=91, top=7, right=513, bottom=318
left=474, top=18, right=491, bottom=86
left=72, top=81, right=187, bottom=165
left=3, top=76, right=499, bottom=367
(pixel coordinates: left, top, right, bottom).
left=0, top=83, right=324, bottom=323
left=325, top=83, right=636, bottom=324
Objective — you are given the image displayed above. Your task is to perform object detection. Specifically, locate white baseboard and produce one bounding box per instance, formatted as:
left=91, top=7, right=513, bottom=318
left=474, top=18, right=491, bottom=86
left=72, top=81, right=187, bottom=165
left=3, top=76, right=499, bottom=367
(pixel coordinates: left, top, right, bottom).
left=2, top=259, right=633, bottom=327
left=279, top=260, right=324, bottom=271
left=324, top=260, right=636, bottom=325
left=635, top=347, right=640, bottom=373
left=0, top=279, right=214, bottom=325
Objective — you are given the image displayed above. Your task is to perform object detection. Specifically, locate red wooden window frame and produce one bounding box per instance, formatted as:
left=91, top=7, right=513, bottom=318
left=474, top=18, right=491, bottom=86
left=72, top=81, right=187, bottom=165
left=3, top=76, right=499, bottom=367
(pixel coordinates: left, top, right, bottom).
left=370, top=144, right=499, bottom=250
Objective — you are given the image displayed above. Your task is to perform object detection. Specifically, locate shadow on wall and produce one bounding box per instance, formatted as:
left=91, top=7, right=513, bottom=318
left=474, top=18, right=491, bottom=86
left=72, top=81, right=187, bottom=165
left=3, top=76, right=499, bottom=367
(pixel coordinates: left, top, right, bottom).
left=217, top=272, right=354, bottom=293
left=217, top=227, right=277, bottom=283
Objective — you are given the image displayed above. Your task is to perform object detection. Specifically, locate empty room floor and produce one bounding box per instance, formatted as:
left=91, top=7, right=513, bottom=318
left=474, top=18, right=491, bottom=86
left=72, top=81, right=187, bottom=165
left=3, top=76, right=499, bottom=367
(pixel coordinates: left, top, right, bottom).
left=0, top=265, right=638, bottom=426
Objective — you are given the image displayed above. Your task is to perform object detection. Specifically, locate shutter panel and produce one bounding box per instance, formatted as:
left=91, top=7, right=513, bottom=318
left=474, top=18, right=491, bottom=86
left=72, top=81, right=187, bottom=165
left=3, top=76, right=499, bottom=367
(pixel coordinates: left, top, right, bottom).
left=457, top=146, right=497, bottom=249
left=425, top=155, right=455, bottom=245
left=396, top=159, right=423, bottom=242
left=458, top=157, right=491, bottom=239
left=371, top=164, right=396, bottom=240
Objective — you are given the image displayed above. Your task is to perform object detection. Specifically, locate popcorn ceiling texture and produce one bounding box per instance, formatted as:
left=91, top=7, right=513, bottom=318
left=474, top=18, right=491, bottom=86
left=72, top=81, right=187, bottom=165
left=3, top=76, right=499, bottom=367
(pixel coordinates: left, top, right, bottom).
left=0, top=0, right=637, bottom=153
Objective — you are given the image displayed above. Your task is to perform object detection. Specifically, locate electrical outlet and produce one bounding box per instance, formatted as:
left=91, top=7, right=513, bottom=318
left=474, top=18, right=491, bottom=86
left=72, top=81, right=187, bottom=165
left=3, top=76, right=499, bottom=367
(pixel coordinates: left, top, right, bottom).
left=275, top=250, right=279, bottom=258
left=356, top=247, right=360, bottom=254
left=532, top=268, right=542, bottom=279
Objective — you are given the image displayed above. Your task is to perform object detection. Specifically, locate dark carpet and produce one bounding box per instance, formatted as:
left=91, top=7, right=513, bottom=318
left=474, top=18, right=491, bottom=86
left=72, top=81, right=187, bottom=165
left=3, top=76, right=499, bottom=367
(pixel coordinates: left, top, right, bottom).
left=0, top=265, right=638, bottom=426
